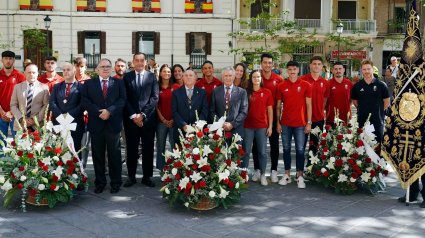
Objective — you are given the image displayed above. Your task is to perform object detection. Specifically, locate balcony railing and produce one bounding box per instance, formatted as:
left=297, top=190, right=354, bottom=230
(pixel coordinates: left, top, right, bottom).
left=83, top=53, right=101, bottom=69
left=190, top=53, right=207, bottom=69
left=333, top=20, right=376, bottom=34
left=237, top=18, right=321, bottom=32
left=388, top=19, right=406, bottom=34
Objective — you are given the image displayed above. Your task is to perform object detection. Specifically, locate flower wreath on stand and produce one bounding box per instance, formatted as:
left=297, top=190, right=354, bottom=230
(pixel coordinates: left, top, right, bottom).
left=0, top=107, right=88, bottom=212
left=305, top=112, right=389, bottom=195
left=160, top=113, right=249, bottom=209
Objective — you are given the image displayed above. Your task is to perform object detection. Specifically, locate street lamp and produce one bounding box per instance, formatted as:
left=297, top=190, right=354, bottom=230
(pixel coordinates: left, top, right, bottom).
left=44, top=15, right=51, bottom=57
left=336, top=22, right=344, bottom=61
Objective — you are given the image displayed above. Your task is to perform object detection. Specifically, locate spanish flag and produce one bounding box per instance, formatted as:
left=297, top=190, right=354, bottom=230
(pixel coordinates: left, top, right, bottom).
left=184, top=0, right=194, bottom=13
left=202, top=1, right=213, bottom=13
left=185, top=1, right=213, bottom=13
left=77, top=0, right=87, bottom=10
left=132, top=0, right=161, bottom=12
left=96, top=0, right=106, bottom=11
left=19, top=0, right=30, bottom=9
left=39, top=0, right=54, bottom=9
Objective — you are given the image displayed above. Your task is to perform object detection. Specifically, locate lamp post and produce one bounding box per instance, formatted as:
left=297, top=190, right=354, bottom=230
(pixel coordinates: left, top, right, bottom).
left=44, top=15, right=51, bottom=57
left=336, top=22, right=344, bottom=61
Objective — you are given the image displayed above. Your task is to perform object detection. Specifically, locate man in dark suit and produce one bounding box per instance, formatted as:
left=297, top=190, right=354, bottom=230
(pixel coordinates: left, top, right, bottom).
left=122, top=52, right=159, bottom=188
left=210, top=66, right=248, bottom=143
left=171, top=70, right=209, bottom=144
left=81, top=59, right=126, bottom=194
left=50, top=63, right=84, bottom=156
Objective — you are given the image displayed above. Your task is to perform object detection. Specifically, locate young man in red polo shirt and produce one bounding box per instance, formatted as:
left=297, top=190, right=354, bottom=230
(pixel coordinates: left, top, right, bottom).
left=195, top=60, right=223, bottom=105
left=276, top=61, right=312, bottom=188
left=37, top=56, right=64, bottom=93
left=299, top=56, right=330, bottom=167
left=326, top=62, right=353, bottom=124
left=0, top=51, right=26, bottom=152
left=74, top=57, right=91, bottom=83
left=251, top=53, right=284, bottom=183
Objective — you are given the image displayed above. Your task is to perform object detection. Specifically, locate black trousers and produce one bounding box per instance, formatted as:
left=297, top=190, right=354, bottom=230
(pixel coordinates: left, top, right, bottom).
left=125, top=124, right=155, bottom=179
left=304, top=120, right=325, bottom=168
left=408, top=174, right=425, bottom=199
left=91, top=126, right=122, bottom=188
left=252, top=120, right=280, bottom=171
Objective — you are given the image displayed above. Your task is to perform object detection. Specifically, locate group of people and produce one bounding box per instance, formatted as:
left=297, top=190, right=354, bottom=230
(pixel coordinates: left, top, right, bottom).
left=0, top=50, right=392, bottom=195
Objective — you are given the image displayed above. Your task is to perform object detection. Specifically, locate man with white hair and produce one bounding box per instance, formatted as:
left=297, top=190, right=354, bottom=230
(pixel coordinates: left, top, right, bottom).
left=209, top=66, right=248, bottom=142
left=387, top=56, right=399, bottom=79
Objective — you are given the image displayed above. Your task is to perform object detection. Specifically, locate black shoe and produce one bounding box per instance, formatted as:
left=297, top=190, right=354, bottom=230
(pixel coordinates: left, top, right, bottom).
left=110, top=186, right=120, bottom=194
left=141, top=177, right=155, bottom=187
left=398, top=195, right=417, bottom=203
left=123, top=178, right=137, bottom=187
left=76, top=184, right=85, bottom=191
left=94, top=186, right=104, bottom=194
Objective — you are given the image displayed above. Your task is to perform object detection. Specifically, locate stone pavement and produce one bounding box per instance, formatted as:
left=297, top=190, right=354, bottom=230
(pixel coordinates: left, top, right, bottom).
left=1, top=148, right=425, bottom=238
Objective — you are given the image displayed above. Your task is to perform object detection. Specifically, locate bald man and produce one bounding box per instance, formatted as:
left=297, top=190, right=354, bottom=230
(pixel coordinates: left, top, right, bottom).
left=49, top=63, right=85, bottom=157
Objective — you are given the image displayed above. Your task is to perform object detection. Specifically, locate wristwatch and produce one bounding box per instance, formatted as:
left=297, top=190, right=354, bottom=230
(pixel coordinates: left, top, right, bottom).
left=307, top=121, right=312, bottom=124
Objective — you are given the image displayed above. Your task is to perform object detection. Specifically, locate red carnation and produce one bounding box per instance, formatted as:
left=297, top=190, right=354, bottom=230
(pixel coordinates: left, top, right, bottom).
left=52, top=175, right=59, bottom=182
left=335, top=151, right=341, bottom=156
left=226, top=159, right=232, bottom=167
left=33, top=131, right=39, bottom=136
left=34, top=136, right=41, bottom=142
left=225, top=132, right=232, bottom=138
left=320, top=140, right=327, bottom=146
left=166, top=158, right=174, bottom=164
left=194, top=183, right=200, bottom=190
left=343, top=123, right=347, bottom=127
left=18, top=184, right=23, bottom=190
left=50, top=184, right=57, bottom=190
left=201, top=165, right=211, bottom=172
left=323, top=147, right=329, bottom=152
left=73, top=157, right=79, bottom=163
left=320, top=155, right=327, bottom=160
left=186, top=154, right=192, bottom=158
left=45, top=147, right=52, bottom=151
left=69, top=184, right=75, bottom=189
left=348, top=159, right=354, bottom=165
left=175, top=173, right=180, bottom=179
left=42, top=166, right=49, bottom=171
left=192, top=164, right=198, bottom=170
left=351, top=153, right=359, bottom=159
left=177, top=186, right=182, bottom=192
left=337, top=144, right=343, bottom=149
left=370, top=170, right=376, bottom=177
left=209, top=154, right=215, bottom=160
left=57, top=161, right=63, bottom=166
left=347, top=130, right=352, bottom=134
left=324, top=171, right=329, bottom=177
left=196, top=131, right=204, bottom=138
left=357, top=128, right=363, bottom=133
left=325, top=125, right=331, bottom=131
left=375, top=145, right=380, bottom=152
left=186, top=183, right=192, bottom=189
left=193, top=155, right=201, bottom=161
left=203, top=128, right=209, bottom=133
left=186, top=170, right=192, bottom=176
left=383, top=170, right=389, bottom=176
left=238, top=149, right=245, bottom=156
left=166, top=177, right=172, bottom=183
left=214, top=148, right=221, bottom=154
left=240, top=171, right=247, bottom=179
left=27, top=153, right=34, bottom=159
left=11, top=172, right=16, bottom=179
left=365, top=158, right=371, bottom=164
left=222, top=178, right=229, bottom=184
left=184, top=188, right=190, bottom=194
left=38, top=161, right=44, bottom=167
left=237, top=159, right=241, bottom=166
left=67, top=167, right=73, bottom=175
left=17, top=150, right=23, bottom=157
left=185, top=143, right=191, bottom=149
left=335, top=159, right=343, bottom=167
left=66, top=160, right=74, bottom=166
left=199, top=181, right=206, bottom=188
left=30, top=189, right=38, bottom=196
left=309, top=141, right=313, bottom=145
left=54, top=148, right=62, bottom=154
left=11, top=141, right=16, bottom=147
left=336, top=135, right=344, bottom=140
left=22, top=134, right=27, bottom=138
left=213, top=134, right=220, bottom=141
left=19, top=166, right=25, bottom=171
left=351, top=172, right=358, bottom=179
left=352, top=164, right=359, bottom=171
left=377, top=165, right=381, bottom=171
left=356, top=140, right=364, bottom=147
left=174, top=161, right=183, bottom=168
left=315, top=170, right=322, bottom=177
left=228, top=181, right=235, bottom=189
left=82, top=177, right=87, bottom=183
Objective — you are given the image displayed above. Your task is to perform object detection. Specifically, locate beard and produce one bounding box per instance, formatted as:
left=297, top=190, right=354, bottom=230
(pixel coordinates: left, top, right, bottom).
left=4, top=65, right=12, bottom=70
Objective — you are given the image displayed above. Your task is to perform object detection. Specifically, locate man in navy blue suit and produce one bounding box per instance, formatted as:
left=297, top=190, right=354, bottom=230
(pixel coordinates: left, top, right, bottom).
left=81, top=59, right=127, bottom=194
left=171, top=70, right=209, bottom=145
left=122, top=52, right=159, bottom=188
left=210, top=66, right=248, bottom=142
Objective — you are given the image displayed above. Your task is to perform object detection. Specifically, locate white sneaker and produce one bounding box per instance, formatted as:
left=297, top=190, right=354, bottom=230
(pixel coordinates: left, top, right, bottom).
left=252, top=170, right=261, bottom=182
left=260, top=174, right=268, bottom=186
left=297, top=176, right=306, bottom=189
left=278, top=174, right=292, bottom=185
left=270, top=170, right=279, bottom=183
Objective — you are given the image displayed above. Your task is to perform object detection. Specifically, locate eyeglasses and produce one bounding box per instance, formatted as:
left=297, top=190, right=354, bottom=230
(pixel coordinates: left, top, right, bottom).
left=98, top=66, right=112, bottom=70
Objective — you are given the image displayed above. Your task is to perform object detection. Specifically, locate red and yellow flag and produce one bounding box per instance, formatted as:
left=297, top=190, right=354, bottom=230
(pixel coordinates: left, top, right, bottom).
left=185, top=1, right=213, bottom=13
left=132, top=0, right=161, bottom=12
left=39, top=0, right=54, bottom=9
left=19, top=0, right=30, bottom=9
left=96, top=0, right=106, bottom=11
left=77, top=0, right=87, bottom=10
left=202, top=1, right=213, bottom=13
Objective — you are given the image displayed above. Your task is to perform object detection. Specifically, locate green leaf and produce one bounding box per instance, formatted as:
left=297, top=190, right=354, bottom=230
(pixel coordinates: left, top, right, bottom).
left=3, top=187, right=19, bottom=207
left=47, top=193, right=57, bottom=208
left=335, top=183, right=341, bottom=194
left=222, top=199, right=228, bottom=209
left=55, top=193, right=68, bottom=203
left=324, top=179, right=330, bottom=188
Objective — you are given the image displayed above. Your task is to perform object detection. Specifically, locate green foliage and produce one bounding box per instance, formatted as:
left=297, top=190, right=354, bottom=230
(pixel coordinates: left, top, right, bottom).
left=20, top=26, right=52, bottom=61
left=3, top=187, right=19, bottom=207
left=326, top=19, right=371, bottom=52
left=0, top=32, right=10, bottom=49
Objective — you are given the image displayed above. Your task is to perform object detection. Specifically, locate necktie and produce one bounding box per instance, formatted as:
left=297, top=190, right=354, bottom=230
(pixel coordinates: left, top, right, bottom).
left=102, top=80, right=108, bottom=99
left=65, top=83, right=72, bottom=99
left=137, top=73, right=142, bottom=95
left=225, top=87, right=231, bottom=110
left=188, top=88, right=192, bottom=109
left=26, top=83, right=34, bottom=117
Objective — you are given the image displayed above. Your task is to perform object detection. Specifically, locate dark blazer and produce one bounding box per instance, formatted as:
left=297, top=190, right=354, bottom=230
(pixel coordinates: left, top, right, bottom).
left=81, top=77, right=127, bottom=133
left=49, top=81, right=85, bottom=134
left=171, top=86, right=208, bottom=143
left=210, top=85, right=248, bottom=137
left=122, top=70, right=159, bottom=127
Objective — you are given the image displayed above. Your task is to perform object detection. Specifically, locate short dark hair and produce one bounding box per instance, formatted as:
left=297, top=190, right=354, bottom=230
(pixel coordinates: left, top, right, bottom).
left=115, top=58, right=126, bottom=65
left=202, top=60, right=213, bottom=68
left=73, top=57, right=87, bottom=66
left=45, top=56, right=57, bottom=62
left=150, top=58, right=155, bottom=62
left=189, top=62, right=193, bottom=64
left=310, top=56, right=323, bottom=64
left=261, top=53, right=274, bottom=62
left=286, top=61, right=299, bottom=68
left=333, top=62, right=344, bottom=67
left=1, top=50, right=15, bottom=58
left=24, top=63, right=38, bottom=71
left=133, top=52, right=147, bottom=60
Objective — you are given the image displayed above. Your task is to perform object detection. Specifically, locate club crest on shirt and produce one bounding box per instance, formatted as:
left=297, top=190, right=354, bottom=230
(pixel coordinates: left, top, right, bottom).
left=12, top=78, right=16, bottom=83
left=261, top=93, right=263, bottom=97
left=171, top=88, right=173, bottom=91
left=332, top=86, right=336, bottom=89
left=320, top=82, right=323, bottom=87
left=297, top=87, right=301, bottom=92
left=273, top=81, right=276, bottom=86
left=373, top=86, right=377, bottom=91
left=202, top=87, right=205, bottom=89
left=360, top=88, right=364, bottom=91
left=284, top=88, right=289, bottom=92
left=160, top=91, right=163, bottom=93
left=214, top=85, right=217, bottom=88
left=0, top=80, right=3, bottom=83
left=345, top=84, right=348, bottom=89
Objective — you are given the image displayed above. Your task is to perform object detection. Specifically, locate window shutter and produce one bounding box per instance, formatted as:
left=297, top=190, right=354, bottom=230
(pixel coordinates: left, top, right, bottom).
left=77, top=31, right=85, bottom=54
left=132, top=31, right=139, bottom=54
left=186, top=33, right=191, bottom=55
left=100, top=31, right=106, bottom=54
left=206, top=33, right=212, bottom=55
left=154, top=32, right=160, bottom=55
